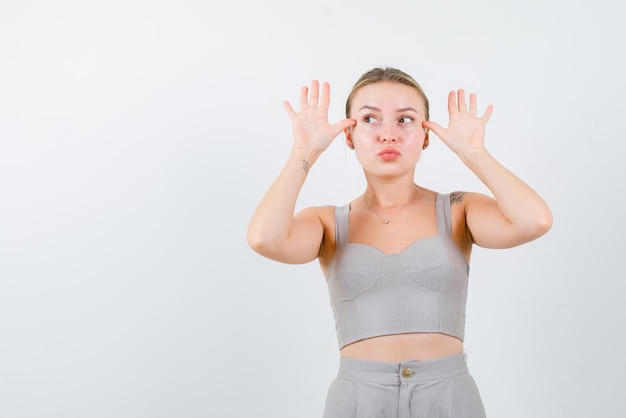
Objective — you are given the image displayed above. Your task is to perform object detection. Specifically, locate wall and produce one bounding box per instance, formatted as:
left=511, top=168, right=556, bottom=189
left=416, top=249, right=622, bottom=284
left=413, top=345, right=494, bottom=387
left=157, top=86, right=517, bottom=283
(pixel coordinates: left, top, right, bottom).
left=0, top=1, right=623, bottom=417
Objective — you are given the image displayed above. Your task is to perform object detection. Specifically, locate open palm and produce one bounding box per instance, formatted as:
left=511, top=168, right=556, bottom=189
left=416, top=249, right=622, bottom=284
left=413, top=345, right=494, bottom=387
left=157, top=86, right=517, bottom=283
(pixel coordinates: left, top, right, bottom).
left=283, top=80, right=355, bottom=152
left=423, top=89, right=493, bottom=156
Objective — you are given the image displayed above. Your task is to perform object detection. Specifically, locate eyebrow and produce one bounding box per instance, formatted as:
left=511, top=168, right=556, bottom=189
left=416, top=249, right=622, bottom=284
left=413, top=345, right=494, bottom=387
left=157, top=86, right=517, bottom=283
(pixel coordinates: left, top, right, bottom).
left=358, top=105, right=420, bottom=114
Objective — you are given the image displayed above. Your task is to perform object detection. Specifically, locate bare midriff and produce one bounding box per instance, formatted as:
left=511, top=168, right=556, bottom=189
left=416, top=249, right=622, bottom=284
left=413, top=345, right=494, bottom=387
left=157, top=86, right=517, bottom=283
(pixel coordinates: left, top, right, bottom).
left=339, top=333, right=463, bottom=362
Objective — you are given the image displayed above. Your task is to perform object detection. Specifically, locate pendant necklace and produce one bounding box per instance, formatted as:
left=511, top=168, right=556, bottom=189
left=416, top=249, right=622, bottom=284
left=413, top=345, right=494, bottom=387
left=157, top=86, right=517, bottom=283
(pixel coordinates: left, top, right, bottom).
left=364, top=185, right=418, bottom=224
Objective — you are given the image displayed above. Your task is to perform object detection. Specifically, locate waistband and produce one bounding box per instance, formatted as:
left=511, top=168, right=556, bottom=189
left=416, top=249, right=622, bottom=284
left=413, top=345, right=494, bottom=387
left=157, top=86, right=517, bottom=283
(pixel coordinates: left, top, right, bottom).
left=336, top=353, right=469, bottom=384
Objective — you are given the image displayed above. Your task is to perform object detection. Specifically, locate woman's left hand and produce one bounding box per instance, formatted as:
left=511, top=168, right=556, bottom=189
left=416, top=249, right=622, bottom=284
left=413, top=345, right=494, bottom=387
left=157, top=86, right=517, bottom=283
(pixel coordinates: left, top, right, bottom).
left=423, top=89, right=493, bottom=157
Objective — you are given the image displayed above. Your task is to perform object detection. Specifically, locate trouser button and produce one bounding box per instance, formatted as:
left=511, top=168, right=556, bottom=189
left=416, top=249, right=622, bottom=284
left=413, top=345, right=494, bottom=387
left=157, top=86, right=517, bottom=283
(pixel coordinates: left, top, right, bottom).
left=401, top=368, right=414, bottom=378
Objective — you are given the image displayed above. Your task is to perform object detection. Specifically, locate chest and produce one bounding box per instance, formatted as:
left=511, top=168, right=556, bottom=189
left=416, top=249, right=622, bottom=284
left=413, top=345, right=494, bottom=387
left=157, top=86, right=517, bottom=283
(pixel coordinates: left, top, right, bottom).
left=327, top=235, right=470, bottom=301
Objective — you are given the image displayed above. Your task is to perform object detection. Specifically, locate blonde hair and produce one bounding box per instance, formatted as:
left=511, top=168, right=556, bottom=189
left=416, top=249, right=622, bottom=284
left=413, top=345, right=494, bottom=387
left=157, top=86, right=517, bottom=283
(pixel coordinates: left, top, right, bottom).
left=345, top=67, right=429, bottom=121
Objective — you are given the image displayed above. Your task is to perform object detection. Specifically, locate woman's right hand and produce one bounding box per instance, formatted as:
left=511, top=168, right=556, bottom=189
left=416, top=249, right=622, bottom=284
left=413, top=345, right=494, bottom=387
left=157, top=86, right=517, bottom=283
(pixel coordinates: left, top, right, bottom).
left=283, top=80, right=356, bottom=153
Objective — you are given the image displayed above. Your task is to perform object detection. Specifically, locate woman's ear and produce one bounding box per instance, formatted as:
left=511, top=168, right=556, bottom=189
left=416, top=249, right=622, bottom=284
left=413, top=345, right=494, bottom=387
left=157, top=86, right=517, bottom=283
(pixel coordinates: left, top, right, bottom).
left=345, top=128, right=354, bottom=149
left=422, top=131, right=429, bottom=150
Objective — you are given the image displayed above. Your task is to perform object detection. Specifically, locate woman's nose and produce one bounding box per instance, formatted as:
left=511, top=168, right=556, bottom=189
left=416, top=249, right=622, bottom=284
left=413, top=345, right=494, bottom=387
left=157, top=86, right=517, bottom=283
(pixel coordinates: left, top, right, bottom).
left=379, top=121, right=399, bottom=143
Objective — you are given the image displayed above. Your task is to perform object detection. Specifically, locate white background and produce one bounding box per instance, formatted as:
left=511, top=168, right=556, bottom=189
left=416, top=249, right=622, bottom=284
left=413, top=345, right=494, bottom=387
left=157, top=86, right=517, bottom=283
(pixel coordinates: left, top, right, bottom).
left=1, top=1, right=624, bottom=417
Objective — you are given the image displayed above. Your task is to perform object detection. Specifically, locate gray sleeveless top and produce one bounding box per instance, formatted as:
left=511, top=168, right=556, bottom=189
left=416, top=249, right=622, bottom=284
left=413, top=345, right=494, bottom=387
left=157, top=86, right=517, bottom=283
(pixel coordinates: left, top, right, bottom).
left=327, top=193, right=469, bottom=349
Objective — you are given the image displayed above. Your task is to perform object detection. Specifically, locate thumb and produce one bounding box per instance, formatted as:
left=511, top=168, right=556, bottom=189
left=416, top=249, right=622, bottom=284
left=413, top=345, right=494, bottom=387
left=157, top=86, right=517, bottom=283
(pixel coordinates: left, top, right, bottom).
left=422, top=120, right=445, bottom=139
left=333, top=118, right=357, bottom=136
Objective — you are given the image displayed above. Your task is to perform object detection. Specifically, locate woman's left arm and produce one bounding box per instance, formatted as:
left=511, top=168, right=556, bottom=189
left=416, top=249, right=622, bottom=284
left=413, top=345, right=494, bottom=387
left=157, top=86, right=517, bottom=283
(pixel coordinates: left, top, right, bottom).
left=424, top=90, right=553, bottom=249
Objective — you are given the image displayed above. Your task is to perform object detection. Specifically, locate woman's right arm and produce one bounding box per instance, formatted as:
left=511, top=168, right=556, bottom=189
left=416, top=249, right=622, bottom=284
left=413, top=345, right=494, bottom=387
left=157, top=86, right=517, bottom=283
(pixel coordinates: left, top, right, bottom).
left=246, top=80, right=355, bottom=264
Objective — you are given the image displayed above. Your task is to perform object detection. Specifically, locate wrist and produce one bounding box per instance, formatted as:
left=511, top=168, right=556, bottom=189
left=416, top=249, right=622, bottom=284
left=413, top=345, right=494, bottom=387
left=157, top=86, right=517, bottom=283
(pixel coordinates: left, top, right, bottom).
left=291, top=147, right=322, bottom=171
left=290, top=147, right=323, bottom=174
left=458, top=146, right=491, bottom=166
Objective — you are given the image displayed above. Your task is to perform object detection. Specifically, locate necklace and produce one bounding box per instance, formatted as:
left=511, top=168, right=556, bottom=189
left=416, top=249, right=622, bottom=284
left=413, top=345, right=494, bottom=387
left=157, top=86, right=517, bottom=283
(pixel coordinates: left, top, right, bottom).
left=364, top=185, right=418, bottom=224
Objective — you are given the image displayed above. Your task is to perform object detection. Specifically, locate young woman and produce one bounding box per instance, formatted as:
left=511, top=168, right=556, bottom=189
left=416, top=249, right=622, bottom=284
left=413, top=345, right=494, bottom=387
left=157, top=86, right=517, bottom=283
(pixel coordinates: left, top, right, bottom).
left=247, top=67, right=552, bottom=418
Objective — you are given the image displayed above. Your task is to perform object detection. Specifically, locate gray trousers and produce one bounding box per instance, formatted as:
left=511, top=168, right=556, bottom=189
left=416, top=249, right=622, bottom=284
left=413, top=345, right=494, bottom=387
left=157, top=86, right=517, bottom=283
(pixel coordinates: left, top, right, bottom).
left=323, top=353, right=486, bottom=418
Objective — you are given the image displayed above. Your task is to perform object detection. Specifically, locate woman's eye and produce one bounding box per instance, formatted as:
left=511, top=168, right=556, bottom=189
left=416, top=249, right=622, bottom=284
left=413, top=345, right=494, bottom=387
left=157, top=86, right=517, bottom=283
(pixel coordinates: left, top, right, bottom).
left=398, top=116, right=413, bottom=124
left=364, top=115, right=379, bottom=124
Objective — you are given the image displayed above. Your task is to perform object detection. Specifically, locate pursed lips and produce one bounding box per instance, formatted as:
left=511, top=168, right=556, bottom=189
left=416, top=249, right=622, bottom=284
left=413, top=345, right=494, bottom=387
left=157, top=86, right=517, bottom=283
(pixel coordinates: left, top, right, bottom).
left=378, top=147, right=400, bottom=161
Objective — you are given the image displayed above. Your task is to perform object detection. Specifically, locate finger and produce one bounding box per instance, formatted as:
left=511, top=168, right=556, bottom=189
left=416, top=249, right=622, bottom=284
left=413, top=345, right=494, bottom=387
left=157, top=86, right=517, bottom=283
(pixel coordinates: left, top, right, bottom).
left=283, top=100, right=295, bottom=117
left=482, top=104, right=494, bottom=122
left=319, top=82, right=331, bottom=110
left=422, top=120, right=445, bottom=139
left=309, top=80, right=320, bottom=107
left=299, top=86, right=309, bottom=110
left=447, top=91, right=457, bottom=114
left=332, top=118, right=356, bottom=136
left=457, top=89, right=467, bottom=112
left=468, top=93, right=477, bottom=114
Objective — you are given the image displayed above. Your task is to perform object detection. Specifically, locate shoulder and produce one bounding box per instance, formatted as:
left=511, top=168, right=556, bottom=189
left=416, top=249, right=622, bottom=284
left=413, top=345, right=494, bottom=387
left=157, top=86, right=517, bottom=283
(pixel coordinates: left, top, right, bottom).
left=296, top=204, right=352, bottom=237
left=448, top=191, right=493, bottom=206
left=296, top=204, right=336, bottom=223
left=449, top=191, right=469, bottom=205
left=447, top=191, right=496, bottom=235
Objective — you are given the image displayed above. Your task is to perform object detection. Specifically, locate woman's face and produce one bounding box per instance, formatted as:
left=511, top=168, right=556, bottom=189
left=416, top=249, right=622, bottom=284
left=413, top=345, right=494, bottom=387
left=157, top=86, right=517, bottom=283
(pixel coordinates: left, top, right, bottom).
left=346, top=81, right=429, bottom=178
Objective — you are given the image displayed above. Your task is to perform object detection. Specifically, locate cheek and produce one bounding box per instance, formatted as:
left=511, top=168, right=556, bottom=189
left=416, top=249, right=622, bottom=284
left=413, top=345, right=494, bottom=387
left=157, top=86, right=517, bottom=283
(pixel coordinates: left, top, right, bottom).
left=403, top=128, right=427, bottom=146
left=400, top=122, right=425, bottom=134
left=352, top=123, right=378, bottom=135
left=351, top=126, right=376, bottom=145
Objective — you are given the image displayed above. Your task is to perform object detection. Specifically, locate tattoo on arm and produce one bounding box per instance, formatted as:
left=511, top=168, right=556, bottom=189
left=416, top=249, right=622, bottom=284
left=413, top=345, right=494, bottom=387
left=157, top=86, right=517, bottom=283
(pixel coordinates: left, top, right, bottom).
left=302, top=159, right=310, bottom=174
left=450, top=191, right=466, bottom=204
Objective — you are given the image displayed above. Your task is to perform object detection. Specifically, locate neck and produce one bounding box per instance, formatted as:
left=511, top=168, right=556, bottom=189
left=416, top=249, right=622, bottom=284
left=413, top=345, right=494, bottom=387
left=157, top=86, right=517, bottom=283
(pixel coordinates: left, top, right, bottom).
left=363, top=183, right=419, bottom=225
left=364, top=182, right=419, bottom=210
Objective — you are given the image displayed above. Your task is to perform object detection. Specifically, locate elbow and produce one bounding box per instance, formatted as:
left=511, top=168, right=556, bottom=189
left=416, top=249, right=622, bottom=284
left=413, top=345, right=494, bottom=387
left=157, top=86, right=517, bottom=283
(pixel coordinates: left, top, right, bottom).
left=530, top=209, right=553, bottom=239
left=509, top=209, right=553, bottom=246
left=541, top=211, right=554, bottom=233
left=247, top=228, right=282, bottom=258
left=247, top=229, right=269, bottom=255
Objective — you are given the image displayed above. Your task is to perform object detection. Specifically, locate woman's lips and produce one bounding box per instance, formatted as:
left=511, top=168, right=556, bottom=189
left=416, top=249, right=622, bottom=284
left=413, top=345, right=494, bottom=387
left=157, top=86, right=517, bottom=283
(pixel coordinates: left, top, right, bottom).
left=378, top=148, right=400, bottom=161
